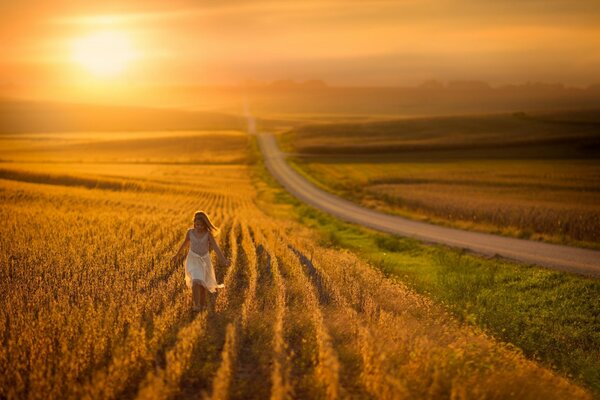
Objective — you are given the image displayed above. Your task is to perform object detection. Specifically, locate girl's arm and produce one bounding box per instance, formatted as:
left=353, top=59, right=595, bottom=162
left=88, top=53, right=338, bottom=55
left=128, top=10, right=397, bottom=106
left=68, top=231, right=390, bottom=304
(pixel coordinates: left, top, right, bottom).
left=208, top=232, right=230, bottom=266
left=171, top=230, right=190, bottom=264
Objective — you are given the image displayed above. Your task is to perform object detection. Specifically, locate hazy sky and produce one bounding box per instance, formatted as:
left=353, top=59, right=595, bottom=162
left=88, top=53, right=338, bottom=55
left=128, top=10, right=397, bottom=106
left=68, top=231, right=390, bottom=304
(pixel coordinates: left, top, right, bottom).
left=2, top=0, right=600, bottom=91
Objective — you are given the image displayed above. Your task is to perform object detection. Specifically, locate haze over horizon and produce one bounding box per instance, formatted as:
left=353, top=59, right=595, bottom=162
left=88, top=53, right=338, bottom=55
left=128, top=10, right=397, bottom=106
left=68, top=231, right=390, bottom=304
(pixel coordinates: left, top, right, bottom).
left=2, top=0, right=600, bottom=105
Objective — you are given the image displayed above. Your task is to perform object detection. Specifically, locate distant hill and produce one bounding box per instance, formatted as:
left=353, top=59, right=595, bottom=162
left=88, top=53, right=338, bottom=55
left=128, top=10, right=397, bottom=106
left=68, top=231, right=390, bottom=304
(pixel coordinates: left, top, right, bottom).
left=0, top=100, right=248, bottom=134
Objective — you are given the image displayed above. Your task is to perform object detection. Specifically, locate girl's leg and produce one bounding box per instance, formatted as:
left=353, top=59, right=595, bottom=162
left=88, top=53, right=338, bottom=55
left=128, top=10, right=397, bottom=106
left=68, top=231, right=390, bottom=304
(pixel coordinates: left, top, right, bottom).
left=199, top=285, right=207, bottom=310
left=192, top=281, right=201, bottom=309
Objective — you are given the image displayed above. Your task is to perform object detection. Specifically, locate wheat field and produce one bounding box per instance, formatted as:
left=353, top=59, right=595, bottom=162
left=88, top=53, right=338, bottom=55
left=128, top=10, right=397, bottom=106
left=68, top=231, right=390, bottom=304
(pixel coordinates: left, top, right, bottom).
left=0, top=132, right=593, bottom=399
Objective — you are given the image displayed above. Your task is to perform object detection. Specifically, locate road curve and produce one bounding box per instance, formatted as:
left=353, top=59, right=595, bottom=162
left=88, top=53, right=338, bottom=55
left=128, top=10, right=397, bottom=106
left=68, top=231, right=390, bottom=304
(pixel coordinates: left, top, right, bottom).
left=258, top=133, right=600, bottom=278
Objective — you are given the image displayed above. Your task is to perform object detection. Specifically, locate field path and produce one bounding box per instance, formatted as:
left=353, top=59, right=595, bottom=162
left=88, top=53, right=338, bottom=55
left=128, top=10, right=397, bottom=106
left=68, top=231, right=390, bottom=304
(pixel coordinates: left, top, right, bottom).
left=258, top=133, right=600, bottom=278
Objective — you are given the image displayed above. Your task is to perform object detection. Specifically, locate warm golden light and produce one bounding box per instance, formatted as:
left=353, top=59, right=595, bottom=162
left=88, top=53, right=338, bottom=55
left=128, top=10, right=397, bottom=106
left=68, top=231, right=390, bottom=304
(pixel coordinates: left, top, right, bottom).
left=71, top=30, right=137, bottom=77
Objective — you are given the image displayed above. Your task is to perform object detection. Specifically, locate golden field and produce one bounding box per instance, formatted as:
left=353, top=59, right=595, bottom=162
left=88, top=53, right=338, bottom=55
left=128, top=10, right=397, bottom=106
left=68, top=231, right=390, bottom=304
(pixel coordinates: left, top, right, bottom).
left=0, top=131, right=593, bottom=399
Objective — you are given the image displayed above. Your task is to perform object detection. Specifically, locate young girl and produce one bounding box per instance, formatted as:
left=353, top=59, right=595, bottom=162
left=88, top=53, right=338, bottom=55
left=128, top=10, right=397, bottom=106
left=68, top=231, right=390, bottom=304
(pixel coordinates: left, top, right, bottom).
left=172, top=211, right=229, bottom=311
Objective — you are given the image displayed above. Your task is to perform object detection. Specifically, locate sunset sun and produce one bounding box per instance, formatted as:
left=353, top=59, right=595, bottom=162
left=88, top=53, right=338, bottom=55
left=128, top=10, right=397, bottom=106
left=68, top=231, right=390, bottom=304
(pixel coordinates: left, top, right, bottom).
left=71, top=30, right=137, bottom=77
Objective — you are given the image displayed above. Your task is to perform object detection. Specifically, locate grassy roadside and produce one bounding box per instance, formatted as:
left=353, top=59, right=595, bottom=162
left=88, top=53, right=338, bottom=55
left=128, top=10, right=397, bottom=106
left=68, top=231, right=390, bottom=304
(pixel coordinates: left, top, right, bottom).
left=250, top=136, right=600, bottom=396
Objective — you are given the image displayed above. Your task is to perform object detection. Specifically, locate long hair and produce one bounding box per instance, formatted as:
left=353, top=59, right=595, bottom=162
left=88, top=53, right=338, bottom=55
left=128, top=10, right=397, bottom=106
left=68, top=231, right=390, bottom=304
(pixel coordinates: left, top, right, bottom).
left=194, top=211, right=219, bottom=234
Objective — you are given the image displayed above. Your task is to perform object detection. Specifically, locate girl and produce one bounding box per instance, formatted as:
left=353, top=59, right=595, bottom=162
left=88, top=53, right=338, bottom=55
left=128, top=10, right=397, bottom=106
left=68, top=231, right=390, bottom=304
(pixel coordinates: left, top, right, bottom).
left=172, top=211, right=229, bottom=311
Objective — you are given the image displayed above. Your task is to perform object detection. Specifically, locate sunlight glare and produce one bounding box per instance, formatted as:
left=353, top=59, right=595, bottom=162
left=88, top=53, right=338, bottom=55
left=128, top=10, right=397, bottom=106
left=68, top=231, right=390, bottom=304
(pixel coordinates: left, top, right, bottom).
left=71, top=30, right=137, bottom=77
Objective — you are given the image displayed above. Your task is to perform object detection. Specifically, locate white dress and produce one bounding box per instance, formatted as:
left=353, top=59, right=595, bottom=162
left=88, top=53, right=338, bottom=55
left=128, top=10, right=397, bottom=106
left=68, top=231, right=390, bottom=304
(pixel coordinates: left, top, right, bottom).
left=184, top=229, right=224, bottom=292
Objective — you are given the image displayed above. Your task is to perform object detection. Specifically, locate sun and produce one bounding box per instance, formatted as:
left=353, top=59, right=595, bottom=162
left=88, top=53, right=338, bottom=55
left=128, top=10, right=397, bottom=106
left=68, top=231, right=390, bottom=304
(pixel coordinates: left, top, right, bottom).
left=71, top=30, right=137, bottom=77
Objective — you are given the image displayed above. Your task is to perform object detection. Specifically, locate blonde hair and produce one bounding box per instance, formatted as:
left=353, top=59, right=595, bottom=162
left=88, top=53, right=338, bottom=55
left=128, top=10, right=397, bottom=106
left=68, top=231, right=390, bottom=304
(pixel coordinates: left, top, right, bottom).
left=194, top=211, right=219, bottom=234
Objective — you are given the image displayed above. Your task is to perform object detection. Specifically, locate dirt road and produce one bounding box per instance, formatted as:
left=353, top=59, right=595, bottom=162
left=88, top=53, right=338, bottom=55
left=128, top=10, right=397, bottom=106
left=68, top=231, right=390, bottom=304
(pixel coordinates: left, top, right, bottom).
left=258, top=133, right=600, bottom=277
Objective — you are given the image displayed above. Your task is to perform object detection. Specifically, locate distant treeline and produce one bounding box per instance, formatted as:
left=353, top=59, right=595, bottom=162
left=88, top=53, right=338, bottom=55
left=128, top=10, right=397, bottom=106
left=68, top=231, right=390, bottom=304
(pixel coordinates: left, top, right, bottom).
left=3, top=80, right=600, bottom=119
left=189, top=82, right=600, bottom=116
left=232, top=81, right=600, bottom=116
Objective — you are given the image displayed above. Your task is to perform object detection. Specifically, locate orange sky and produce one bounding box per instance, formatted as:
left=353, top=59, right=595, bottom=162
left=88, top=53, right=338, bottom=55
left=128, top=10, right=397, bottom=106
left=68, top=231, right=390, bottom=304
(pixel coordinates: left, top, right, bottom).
left=1, top=0, right=600, bottom=96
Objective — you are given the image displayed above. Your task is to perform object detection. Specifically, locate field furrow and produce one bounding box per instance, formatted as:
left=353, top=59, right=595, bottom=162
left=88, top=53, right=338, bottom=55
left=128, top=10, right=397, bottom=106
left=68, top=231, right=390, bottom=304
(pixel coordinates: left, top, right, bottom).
left=214, top=221, right=241, bottom=314
left=135, top=312, right=209, bottom=400
left=253, top=227, right=322, bottom=399
left=266, top=229, right=343, bottom=399
left=205, top=323, right=238, bottom=400
left=252, top=228, right=293, bottom=400
left=239, top=225, right=258, bottom=330
left=228, top=224, right=277, bottom=400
